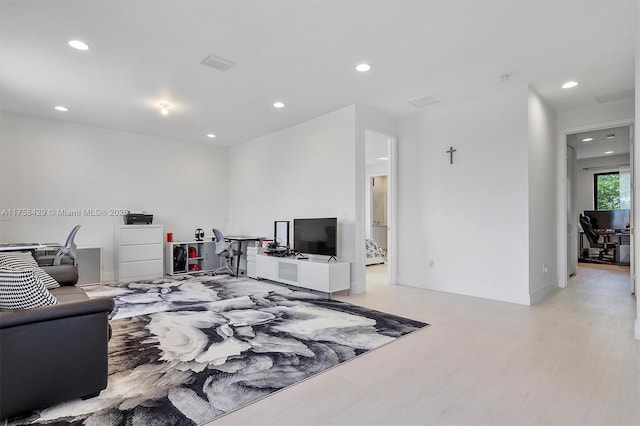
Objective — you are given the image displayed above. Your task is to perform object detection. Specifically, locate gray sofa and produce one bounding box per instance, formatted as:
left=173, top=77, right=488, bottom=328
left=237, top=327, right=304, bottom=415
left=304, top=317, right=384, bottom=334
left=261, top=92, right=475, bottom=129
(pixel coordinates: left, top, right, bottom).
left=0, top=264, right=114, bottom=419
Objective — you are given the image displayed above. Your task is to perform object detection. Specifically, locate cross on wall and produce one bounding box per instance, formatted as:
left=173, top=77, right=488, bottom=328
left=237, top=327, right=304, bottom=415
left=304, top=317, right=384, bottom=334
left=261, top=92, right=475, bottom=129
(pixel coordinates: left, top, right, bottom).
left=446, top=146, right=457, bottom=164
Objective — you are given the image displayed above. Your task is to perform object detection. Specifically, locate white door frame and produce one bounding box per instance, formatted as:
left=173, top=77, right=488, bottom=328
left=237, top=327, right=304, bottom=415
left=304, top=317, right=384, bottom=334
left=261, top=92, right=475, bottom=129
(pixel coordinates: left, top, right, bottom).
left=556, top=117, right=635, bottom=288
left=566, top=145, right=577, bottom=278
left=363, top=129, right=398, bottom=286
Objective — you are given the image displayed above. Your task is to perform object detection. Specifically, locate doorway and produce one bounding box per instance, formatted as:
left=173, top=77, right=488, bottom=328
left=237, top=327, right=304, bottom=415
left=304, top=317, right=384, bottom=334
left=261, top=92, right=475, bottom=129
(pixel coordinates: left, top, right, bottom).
left=561, top=122, right=634, bottom=294
left=364, top=130, right=395, bottom=289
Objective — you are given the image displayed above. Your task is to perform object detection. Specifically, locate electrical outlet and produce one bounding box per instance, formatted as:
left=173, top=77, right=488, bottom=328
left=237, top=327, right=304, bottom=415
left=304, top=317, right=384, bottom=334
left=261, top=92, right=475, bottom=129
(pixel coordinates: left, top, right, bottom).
left=543, top=264, right=548, bottom=273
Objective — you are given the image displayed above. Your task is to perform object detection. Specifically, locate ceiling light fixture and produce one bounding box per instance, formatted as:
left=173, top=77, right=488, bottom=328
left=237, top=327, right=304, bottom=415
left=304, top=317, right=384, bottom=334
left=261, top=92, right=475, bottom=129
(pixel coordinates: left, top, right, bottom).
left=356, top=63, right=372, bottom=72
left=206, top=133, right=216, bottom=138
left=604, top=151, right=614, bottom=154
left=54, top=105, right=68, bottom=112
left=562, top=81, right=579, bottom=89
left=273, top=101, right=285, bottom=108
left=68, top=40, right=90, bottom=51
left=582, top=137, right=593, bottom=142
left=377, top=157, right=388, bottom=160
left=159, top=103, right=170, bottom=116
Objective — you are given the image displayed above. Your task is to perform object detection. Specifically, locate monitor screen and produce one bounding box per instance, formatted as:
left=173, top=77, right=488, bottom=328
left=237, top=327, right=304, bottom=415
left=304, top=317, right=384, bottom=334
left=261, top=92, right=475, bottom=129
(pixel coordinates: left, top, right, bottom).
left=293, top=218, right=337, bottom=257
left=584, top=209, right=630, bottom=231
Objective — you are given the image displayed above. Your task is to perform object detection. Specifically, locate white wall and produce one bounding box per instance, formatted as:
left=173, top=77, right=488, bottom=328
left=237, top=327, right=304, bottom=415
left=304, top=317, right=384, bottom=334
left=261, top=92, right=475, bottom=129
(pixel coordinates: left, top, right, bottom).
left=227, top=106, right=358, bottom=287
left=0, top=112, right=228, bottom=282
left=528, top=89, right=558, bottom=303
left=396, top=87, right=531, bottom=305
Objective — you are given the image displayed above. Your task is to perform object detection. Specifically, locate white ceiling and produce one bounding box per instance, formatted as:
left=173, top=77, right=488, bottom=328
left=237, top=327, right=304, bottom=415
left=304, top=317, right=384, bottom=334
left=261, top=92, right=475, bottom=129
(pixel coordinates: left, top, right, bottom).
left=568, top=125, right=632, bottom=159
left=0, top=0, right=637, bottom=146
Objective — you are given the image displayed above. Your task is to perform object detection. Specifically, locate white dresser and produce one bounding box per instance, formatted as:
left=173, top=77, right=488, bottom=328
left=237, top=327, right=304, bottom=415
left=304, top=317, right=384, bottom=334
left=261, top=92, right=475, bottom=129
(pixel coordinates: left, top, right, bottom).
left=114, top=225, right=163, bottom=282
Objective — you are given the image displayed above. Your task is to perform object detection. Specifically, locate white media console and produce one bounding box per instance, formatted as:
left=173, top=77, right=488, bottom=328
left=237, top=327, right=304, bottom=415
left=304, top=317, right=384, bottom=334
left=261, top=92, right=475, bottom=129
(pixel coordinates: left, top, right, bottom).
left=255, top=251, right=350, bottom=294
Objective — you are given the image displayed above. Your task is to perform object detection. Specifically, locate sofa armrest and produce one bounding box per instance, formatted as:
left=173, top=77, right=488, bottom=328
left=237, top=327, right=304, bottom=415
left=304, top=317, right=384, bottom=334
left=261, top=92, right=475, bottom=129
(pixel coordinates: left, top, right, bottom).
left=1, top=296, right=113, bottom=419
left=0, top=297, right=114, bottom=329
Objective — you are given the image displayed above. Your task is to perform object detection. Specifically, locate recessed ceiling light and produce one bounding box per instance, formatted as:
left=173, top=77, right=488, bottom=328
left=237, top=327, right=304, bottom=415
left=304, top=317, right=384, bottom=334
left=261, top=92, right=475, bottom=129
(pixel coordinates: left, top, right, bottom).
left=377, top=157, right=388, bottom=160
left=54, top=105, right=68, bottom=112
left=273, top=101, right=285, bottom=108
left=68, top=40, right=90, bottom=51
left=604, top=151, right=614, bottom=154
left=582, top=137, right=593, bottom=142
left=206, top=133, right=216, bottom=138
left=606, top=134, right=616, bottom=139
left=356, top=63, right=372, bottom=72
left=562, top=81, right=579, bottom=89
left=159, top=102, right=170, bottom=116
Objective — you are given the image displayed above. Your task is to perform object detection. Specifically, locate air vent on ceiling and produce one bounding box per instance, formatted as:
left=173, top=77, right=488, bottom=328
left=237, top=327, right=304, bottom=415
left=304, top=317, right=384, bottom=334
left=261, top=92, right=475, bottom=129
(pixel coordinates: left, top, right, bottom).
left=200, top=54, right=235, bottom=72
left=595, top=89, right=634, bottom=104
left=408, top=95, right=443, bottom=108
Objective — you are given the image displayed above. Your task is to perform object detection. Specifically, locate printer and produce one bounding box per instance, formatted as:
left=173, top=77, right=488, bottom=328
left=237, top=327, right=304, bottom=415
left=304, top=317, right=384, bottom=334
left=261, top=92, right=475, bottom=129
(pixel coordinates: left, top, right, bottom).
left=124, top=213, right=153, bottom=225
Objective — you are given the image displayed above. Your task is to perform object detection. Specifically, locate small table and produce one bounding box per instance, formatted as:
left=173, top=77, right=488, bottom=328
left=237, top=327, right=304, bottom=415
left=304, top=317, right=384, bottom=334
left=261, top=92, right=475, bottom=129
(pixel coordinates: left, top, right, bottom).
left=224, top=236, right=264, bottom=277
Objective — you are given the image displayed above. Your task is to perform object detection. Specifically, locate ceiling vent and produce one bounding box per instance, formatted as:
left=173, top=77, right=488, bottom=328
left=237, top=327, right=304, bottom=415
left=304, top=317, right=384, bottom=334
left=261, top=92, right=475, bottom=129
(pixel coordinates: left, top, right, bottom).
left=595, top=89, right=634, bottom=104
left=200, top=54, right=235, bottom=72
left=408, top=95, right=443, bottom=108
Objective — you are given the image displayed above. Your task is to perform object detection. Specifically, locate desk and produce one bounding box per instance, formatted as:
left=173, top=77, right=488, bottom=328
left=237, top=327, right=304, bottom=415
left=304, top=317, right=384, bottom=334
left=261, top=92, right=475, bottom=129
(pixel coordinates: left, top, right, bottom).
left=0, top=243, right=45, bottom=258
left=224, top=236, right=264, bottom=277
left=0, top=243, right=45, bottom=252
left=578, top=231, right=630, bottom=265
left=37, top=246, right=102, bottom=285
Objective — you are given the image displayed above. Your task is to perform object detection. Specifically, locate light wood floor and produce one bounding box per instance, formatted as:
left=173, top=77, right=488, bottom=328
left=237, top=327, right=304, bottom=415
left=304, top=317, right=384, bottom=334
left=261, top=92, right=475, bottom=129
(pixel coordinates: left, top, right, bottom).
left=213, top=263, right=639, bottom=426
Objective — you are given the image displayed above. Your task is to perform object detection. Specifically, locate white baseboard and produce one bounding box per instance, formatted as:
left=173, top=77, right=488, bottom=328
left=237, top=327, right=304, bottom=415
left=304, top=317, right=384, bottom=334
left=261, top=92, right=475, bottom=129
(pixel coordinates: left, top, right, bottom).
left=103, top=271, right=115, bottom=283
left=395, top=275, right=410, bottom=286
left=529, top=279, right=559, bottom=305
left=394, top=276, right=531, bottom=305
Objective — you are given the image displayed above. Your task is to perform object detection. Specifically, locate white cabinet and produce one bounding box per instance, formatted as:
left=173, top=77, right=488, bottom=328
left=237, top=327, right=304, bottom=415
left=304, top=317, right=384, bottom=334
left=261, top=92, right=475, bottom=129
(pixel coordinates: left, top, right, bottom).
left=256, top=253, right=277, bottom=281
left=115, top=225, right=163, bottom=282
left=255, top=253, right=350, bottom=294
left=299, top=260, right=350, bottom=293
left=247, top=246, right=258, bottom=279
left=166, top=241, right=219, bottom=275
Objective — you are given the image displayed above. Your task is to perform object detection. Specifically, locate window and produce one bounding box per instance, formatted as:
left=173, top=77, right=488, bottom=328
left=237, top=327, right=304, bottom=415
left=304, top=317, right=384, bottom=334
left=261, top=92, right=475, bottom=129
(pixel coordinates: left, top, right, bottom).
left=594, top=172, right=620, bottom=210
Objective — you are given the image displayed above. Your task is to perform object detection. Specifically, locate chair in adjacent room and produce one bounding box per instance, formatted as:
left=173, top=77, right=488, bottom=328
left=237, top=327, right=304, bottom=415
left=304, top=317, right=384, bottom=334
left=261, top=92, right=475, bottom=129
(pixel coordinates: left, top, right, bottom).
left=579, top=214, right=617, bottom=263
left=36, top=225, right=81, bottom=267
left=212, top=228, right=239, bottom=276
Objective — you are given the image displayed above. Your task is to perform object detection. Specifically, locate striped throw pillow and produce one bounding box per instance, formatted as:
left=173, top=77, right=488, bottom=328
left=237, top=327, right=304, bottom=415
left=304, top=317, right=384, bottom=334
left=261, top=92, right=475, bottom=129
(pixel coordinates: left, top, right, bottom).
left=0, top=268, right=58, bottom=310
left=0, top=252, right=60, bottom=289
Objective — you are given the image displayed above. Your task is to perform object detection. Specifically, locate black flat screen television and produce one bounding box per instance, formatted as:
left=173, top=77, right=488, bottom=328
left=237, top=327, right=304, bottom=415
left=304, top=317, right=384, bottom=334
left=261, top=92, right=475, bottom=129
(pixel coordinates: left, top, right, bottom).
left=584, top=209, right=630, bottom=231
left=293, top=217, right=337, bottom=257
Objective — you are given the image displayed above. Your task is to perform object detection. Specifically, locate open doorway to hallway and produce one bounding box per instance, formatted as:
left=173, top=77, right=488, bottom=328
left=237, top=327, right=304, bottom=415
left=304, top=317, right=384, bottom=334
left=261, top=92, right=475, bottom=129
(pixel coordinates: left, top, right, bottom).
left=566, top=124, right=634, bottom=295
left=364, top=131, right=393, bottom=291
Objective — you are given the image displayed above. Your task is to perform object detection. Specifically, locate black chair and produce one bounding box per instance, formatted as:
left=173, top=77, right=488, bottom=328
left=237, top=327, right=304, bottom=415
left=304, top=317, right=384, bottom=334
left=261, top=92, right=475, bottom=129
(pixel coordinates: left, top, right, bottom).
left=579, top=214, right=617, bottom=262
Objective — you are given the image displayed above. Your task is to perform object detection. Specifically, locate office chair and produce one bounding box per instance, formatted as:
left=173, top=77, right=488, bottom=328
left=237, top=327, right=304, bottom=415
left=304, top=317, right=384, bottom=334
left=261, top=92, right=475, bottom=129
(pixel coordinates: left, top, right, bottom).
left=212, top=228, right=238, bottom=276
left=37, top=225, right=81, bottom=266
left=579, top=214, right=616, bottom=263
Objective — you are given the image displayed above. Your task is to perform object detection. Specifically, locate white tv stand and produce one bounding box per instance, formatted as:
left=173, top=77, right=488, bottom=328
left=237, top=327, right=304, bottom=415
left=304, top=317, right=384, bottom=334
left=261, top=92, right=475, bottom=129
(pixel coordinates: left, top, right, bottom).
left=255, top=252, right=350, bottom=294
